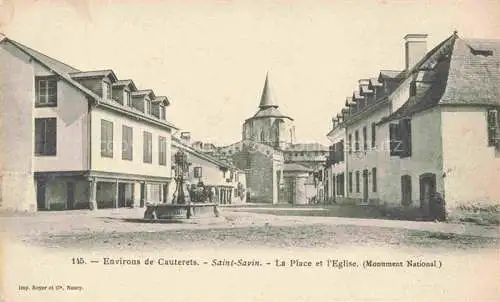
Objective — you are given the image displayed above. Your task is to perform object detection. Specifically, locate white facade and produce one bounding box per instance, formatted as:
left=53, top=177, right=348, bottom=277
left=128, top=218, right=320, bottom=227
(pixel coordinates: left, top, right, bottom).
left=0, top=36, right=176, bottom=211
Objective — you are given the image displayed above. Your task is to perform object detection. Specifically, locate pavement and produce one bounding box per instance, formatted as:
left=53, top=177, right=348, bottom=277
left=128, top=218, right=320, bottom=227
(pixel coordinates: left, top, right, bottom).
left=0, top=206, right=498, bottom=240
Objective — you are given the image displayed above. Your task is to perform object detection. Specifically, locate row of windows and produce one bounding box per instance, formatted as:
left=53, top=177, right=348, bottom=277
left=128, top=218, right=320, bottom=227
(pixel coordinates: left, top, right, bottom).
left=347, top=123, right=377, bottom=153
left=100, top=119, right=168, bottom=166
left=347, top=167, right=377, bottom=194
left=33, top=117, right=169, bottom=165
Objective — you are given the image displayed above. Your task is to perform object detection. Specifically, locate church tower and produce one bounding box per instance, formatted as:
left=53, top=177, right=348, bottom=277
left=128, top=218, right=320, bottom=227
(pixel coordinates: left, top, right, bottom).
left=242, top=73, right=295, bottom=149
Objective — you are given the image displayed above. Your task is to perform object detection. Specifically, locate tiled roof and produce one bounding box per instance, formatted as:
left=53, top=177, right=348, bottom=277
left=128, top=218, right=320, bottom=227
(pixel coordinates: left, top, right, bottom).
left=440, top=38, right=500, bottom=106
left=381, top=35, right=500, bottom=123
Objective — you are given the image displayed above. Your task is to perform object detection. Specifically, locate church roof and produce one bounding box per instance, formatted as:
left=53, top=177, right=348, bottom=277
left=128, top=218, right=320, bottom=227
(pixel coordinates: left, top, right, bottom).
left=246, top=73, right=293, bottom=121
left=259, top=72, right=278, bottom=108
left=251, top=106, right=293, bottom=120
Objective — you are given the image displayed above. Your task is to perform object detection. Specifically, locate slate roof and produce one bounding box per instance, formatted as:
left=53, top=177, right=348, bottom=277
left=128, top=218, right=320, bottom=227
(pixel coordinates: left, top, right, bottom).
left=381, top=34, right=500, bottom=123
left=1, top=36, right=178, bottom=129
left=152, top=96, right=170, bottom=106
left=440, top=38, right=500, bottom=106
left=113, top=79, right=138, bottom=91
left=70, top=69, right=118, bottom=81
left=132, top=89, right=155, bottom=99
left=259, top=72, right=278, bottom=108
left=7, top=38, right=80, bottom=74
left=247, top=73, right=293, bottom=121
left=251, top=106, right=293, bottom=120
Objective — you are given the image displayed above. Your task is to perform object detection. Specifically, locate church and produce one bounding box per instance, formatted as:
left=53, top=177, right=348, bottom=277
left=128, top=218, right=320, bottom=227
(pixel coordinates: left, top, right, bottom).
left=193, top=74, right=328, bottom=204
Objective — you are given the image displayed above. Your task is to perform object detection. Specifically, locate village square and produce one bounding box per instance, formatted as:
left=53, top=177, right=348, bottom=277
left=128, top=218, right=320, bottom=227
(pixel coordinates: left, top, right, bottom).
left=0, top=29, right=499, bottom=252
left=0, top=0, right=499, bottom=253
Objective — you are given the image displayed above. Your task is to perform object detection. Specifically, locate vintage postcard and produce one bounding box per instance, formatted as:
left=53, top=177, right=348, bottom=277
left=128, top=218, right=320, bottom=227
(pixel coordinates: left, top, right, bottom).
left=0, top=0, right=499, bottom=301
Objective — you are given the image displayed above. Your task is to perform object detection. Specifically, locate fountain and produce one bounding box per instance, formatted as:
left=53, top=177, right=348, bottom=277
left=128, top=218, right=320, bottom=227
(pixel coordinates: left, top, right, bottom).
left=144, top=150, right=220, bottom=220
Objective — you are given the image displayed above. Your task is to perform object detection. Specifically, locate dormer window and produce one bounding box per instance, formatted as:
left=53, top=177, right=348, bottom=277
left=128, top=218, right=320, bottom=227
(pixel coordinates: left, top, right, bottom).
left=145, top=99, right=151, bottom=115
left=103, top=81, right=112, bottom=100
left=124, top=90, right=132, bottom=107
left=159, top=104, right=166, bottom=120
left=35, top=76, right=57, bottom=107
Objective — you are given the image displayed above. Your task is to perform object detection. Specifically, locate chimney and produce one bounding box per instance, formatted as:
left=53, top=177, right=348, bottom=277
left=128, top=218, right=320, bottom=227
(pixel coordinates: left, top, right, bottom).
left=404, top=34, right=428, bottom=70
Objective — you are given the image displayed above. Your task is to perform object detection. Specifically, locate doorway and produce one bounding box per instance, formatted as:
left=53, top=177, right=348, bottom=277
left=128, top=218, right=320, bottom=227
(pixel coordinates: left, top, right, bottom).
left=66, top=182, right=75, bottom=210
left=36, top=179, right=46, bottom=210
left=140, top=183, right=146, bottom=207
left=419, top=173, right=443, bottom=220
left=118, top=183, right=126, bottom=207
left=362, top=169, right=369, bottom=204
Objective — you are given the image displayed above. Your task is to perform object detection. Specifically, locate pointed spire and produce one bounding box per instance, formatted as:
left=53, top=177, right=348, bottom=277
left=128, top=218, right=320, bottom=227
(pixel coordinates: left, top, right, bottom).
left=259, top=72, right=278, bottom=109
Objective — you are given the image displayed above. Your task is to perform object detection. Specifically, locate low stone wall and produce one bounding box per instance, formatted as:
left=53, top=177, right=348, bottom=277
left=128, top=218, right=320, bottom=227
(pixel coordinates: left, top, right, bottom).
left=144, top=203, right=220, bottom=220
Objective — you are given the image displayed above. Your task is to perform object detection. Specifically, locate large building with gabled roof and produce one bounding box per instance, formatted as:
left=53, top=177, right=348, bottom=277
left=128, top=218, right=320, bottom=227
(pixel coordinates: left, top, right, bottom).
left=0, top=34, right=248, bottom=211
left=0, top=34, right=179, bottom=211
left=326, top=32, right=500, bottom=221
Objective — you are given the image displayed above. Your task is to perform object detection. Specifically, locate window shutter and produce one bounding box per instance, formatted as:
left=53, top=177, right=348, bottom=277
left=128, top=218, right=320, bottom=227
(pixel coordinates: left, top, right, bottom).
left=342, top=140, right=345, bottom=162
left=401, top=175, right=412, bottom=206
left=371, top=123, right=376, bottom=148
left=487, top=109, right=499, bottom=147
left=34, top=119, right=44, bottom=154
left=46, top=118, right=57, bottom=155
left=389, top=123, right=398, bottom=156
left=399, top=119, right=412, bottom=158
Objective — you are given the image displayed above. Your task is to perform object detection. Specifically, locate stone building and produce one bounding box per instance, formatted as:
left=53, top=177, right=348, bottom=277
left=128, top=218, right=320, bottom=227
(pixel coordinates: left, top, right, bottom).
left=194, top=74, right=328, bottom=205
left=326, top=32, right=500, bottom=220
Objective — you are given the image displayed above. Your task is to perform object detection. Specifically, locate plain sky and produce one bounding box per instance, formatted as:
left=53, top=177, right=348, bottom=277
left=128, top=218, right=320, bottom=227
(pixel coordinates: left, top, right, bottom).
left=1, top=0, right=500, bottom=145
